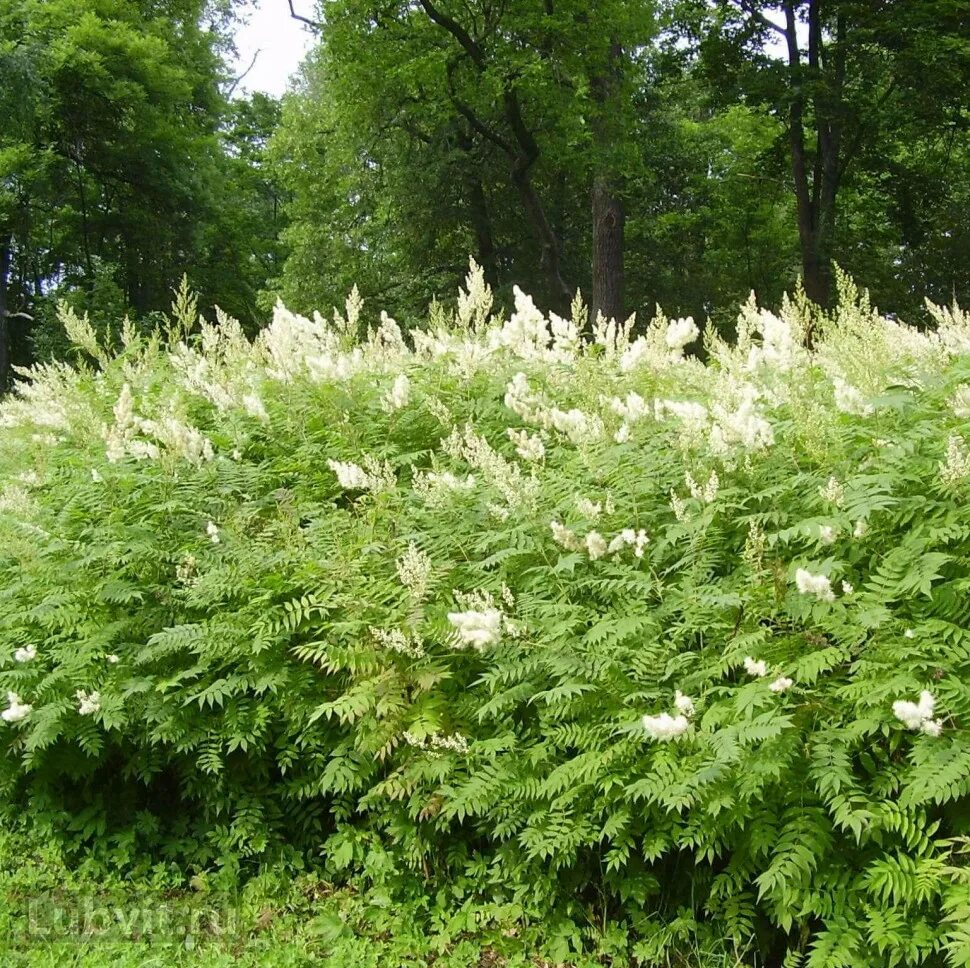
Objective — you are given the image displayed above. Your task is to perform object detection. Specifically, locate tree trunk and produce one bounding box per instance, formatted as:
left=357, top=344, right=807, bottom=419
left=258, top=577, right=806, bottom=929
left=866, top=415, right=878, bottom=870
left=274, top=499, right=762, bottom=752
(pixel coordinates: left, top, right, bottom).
left=591, top=176, right=624, bottom=323
left=0, top=236, right=11, bottom=393
left=783, top=0, right=834, bottom=308
left=511, top=164, right=572, bottom=311
left=466, top=175, right=499, bottom=289
left=799, top=235, right=830, bottom=307
left=457, top=129, right=501, bottom=288
left=589, top=39, right=626, bottom=324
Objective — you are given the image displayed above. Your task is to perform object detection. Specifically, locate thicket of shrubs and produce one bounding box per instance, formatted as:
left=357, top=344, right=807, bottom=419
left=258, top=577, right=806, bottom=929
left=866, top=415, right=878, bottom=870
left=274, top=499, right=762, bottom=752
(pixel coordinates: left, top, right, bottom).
left=1, top=267, right=970, bottom=965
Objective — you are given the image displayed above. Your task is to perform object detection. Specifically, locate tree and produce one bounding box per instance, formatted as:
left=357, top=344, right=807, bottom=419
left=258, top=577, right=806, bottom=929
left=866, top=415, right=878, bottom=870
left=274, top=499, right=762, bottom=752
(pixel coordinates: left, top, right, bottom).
left=274, top=0, right=654, bottom=321
left=0, top=0, right=283, bottom=384
left=699, top=0, right=970, bottom=307
left=205, top=91, right=288, bottom=327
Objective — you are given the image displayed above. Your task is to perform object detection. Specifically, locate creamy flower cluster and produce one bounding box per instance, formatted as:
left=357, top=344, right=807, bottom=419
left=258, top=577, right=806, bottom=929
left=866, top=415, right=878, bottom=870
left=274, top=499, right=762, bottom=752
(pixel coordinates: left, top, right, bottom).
left=507, top=428, right=545, bottom=462
left=504, top=373, right=605, bottom=447
left=709, top=381, right=774, bottom=456
left=402, top=730, right=470, bottom=756
left=488, top=286, right=582, bottom=365
left=372, top=627, right=425, bottom=658
left=743, top=656, right=793, bottom=694
left=327, top=456, right=395, bottom=493
left=396, top=541, right=433, bottom=601
left=412, top=469, right=477, bottom=507
left=743, top=656, right=768, bottom=677
left=447, top=607, right=503, bottom=651
left=619, top=312, right=699, bottom=373
left=643, top=690, right=695, bottom=741
left=2, top=691, right=31, bottom=723
left=382, top=374, right=411, bottom=412
left=0, top=360, right=86, bottom=433
left=794, top=568, right=836, bottom=603
left=455, top=260, right=494, bottom=330
left=259, top=299, right=367, bottom=384
left=608, top=391, right=651, bottom=443
left=442, top=424, right=537, bottom=509
left=104, top=384, right=215, bottom=466
left=685, top=470, right=719, bottom=504
left=819, top=476, right=845, bottom=506
left=892, top=691, right=943, bottom=737
left=170, top=325, right=268, bottom=421
left=550, top=520, right=649, bottom=560
left=743, top=308, right=805, bottom=374
left=940, top=435, right=970, bottom=485
left=831, top=376, right=874, bottom=416
left=446, top=589, right=518, bottom=651
left=76, top=690, right=101, bottom=716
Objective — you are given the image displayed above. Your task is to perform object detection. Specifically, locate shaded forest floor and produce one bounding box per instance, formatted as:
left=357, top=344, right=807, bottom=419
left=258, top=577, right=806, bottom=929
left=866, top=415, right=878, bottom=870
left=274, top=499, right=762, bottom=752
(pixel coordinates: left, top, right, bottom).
left=0, top=830, right=750, bottom=967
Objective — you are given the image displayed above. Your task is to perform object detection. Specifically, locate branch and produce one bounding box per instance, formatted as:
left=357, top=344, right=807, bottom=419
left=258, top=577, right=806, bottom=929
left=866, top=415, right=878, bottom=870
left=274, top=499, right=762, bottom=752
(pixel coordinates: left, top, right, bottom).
left=418, top=0, right=485, bottom=68
left=734, top=0, right=788, bottom=38
left=445, top=61, right=513, bottom=153
left=502, top=88, right=539, bottom=172
left=781, top=0, right=801, bottom=68
left=419, top=0, right=535, bottom=168
left=287, top=0, right=322, bottom=30
left=226, top=50, right=260, bottom=98
left=421, top=0, right=567, bottom=300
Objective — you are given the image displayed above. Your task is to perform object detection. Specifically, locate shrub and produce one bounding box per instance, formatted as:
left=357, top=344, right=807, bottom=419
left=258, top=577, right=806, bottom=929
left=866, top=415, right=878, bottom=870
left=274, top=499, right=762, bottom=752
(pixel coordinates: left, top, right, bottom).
left=1, top=265, right=970, bottom=965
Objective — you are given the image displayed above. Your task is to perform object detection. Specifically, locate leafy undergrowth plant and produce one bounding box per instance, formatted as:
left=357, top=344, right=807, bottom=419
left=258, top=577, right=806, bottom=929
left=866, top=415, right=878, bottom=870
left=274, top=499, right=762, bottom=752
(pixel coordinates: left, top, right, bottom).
left=3, top=828, right=692, bottom=968
left=1, top=266, right=970, bottom=966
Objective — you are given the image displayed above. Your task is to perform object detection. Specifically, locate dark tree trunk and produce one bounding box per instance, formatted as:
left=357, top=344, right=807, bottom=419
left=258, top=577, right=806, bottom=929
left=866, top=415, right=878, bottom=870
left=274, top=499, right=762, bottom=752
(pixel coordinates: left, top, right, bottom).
left=589, top=39, right=626, bottom=324
left=782, top=0, right=839, bottom=308
left=800, top=239, right=831, bottom=307
left=510, top=162, right=571, bottom=311
left=0, top=236, right=11, bottom=393
left=591, top=176, right=624, bottom=323
left=465, top=175, right=499, bottom=289
left=456, top=128, right=500, bottom=288
left=73, top=157, right=94, bottom=278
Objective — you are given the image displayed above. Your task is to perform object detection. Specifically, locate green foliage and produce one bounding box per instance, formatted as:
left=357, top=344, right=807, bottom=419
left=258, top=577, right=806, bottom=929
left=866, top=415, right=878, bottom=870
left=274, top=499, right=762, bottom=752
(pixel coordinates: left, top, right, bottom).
left=269, top=0, right=970, bottom=328
left=0, top=0, right=284, bottom=385
left=3, top=827, right=715, bottom=967
left=1, top=270, right=970, bottom=964
left=268, top=0, right=656, bottom=318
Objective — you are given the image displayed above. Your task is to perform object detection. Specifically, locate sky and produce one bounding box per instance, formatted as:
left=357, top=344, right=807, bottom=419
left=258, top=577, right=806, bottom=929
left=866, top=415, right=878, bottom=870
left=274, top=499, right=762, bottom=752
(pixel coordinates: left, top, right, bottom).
left=230, top=0, right=316, bottom=97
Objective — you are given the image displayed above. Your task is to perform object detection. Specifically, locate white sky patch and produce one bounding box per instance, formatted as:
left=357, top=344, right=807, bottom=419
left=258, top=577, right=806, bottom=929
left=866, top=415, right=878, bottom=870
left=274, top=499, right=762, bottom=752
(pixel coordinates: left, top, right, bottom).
left=230, top=0, right=316, bottom=97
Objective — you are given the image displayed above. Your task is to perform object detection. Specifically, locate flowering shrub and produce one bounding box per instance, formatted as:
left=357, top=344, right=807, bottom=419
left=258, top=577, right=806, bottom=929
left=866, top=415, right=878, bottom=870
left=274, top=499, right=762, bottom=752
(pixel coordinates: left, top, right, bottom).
left=1, top=266, right=970, bottom=965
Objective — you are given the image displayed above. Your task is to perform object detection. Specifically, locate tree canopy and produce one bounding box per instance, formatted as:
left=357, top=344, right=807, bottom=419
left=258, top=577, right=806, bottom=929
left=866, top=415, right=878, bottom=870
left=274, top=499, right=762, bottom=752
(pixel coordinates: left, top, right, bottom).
left=0, top=0, right=282, bottom=387
left=1, top=0, right=968, bottom=387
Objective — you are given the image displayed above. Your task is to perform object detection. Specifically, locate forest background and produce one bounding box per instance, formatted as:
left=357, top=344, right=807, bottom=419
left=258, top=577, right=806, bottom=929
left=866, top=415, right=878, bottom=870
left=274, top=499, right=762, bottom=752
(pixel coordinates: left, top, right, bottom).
left=1, top=0, right=968, bottom=391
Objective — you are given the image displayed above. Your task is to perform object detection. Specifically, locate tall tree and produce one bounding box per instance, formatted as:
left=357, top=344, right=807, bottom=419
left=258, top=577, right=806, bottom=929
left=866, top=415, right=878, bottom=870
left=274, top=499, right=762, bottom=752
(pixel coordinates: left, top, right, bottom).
left=702, top=0, right=970, bottom=307
left=275, top=0, right=653, bottom=319
left=0, top=0, right=284, bottom=382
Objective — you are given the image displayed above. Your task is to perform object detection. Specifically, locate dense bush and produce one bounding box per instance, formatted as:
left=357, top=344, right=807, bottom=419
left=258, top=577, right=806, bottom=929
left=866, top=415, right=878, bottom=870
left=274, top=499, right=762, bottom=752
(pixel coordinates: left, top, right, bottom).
left=1, top=266, right=970, bottom=965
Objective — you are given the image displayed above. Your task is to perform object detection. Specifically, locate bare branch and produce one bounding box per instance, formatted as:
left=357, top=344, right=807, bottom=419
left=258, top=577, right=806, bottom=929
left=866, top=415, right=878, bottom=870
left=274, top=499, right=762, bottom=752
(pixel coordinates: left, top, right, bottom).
left=287, top=0, right=322, bottom=30
left=226, top=49, right=260, bottom=98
